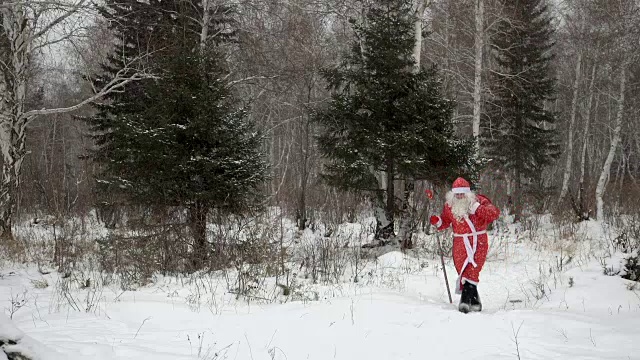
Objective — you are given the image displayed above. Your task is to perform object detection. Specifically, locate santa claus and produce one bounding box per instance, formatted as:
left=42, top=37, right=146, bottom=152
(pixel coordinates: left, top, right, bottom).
left=430, top=177, right=500, bottom=313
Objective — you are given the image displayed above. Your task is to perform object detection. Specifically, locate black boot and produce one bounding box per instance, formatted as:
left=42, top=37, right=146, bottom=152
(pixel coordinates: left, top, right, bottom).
left=458, top=282, right=472, bottom=313
left=467, top=283, right=482, bottom=312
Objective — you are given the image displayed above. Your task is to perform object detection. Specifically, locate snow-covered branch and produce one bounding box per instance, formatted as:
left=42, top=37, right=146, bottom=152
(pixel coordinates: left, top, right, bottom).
left=24, top=70, right=154, bottom=119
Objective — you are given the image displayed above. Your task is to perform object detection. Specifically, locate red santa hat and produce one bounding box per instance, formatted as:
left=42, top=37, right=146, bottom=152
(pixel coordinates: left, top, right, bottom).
left=451, top=177, right=471, bottom=194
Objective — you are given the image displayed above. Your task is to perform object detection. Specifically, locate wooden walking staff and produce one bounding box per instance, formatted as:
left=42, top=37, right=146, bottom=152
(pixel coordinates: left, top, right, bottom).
left=425, top=189, right=453, bottom=304
left=437, top=231, right=453, bottom=304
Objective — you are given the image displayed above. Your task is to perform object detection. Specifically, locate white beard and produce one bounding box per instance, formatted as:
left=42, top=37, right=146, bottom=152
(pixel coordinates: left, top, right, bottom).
left=446, top=191, right=477, bottom=220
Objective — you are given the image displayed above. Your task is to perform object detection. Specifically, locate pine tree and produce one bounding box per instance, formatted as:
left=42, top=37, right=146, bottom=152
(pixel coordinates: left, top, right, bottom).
left=85, top=0, right=267, bottom=268
left=483, top=0, right=559, bottom=221
left=313, top=0, right=476, bottom=239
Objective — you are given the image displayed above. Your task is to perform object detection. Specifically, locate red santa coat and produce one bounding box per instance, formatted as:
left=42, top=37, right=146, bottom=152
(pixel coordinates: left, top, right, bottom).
left=432, top=194, right=500, bottom=294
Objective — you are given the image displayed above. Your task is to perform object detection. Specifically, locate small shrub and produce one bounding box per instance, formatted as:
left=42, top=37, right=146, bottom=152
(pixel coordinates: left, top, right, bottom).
left=602, top=215, right=640, bottom=284
left=620, top=252, right=640, bottom=282
left=30, top=279, right=49, bottom=289
left=299, top=234, right=348, bottom=284
left=7, top=289, right=28, bottom=319
left=612, top=232, right=633, bottom=253
left=278, top=283, right=291, bottom=296
left=603, top=264, right=618, bottom=276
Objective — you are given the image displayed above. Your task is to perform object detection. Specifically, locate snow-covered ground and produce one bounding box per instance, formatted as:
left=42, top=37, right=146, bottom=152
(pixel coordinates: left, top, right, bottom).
left=1, top=216, right=639, bottom=359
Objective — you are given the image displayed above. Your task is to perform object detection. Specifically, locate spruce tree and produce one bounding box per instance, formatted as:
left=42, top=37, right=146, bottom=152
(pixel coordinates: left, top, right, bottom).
left=483, top=0, right=559, bottom=220
left=86, top=0, right=267, bottom=268
left=313, top=0, right=476, bottom=239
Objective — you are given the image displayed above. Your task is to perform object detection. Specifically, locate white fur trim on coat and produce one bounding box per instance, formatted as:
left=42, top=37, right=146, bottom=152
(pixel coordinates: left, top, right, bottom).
left=452, top=187, right=471, bottom=194
left=469, top=202, right=481, bottom=214
left=462, top=277, right=478, bottom=285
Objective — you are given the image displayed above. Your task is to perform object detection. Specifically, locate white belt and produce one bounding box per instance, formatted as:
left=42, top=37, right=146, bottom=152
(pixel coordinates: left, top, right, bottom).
left=454, top=217, right=483, bottom=294
left=453, top=230, right=486, bottom=237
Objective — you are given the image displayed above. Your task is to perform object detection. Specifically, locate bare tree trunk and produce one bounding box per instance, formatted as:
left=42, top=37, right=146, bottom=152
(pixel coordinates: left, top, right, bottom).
left=412, top=0, right=428, bottom=70
left=0, top=2, right=150, bottom=241
left=396, top=0, right=429, bottom=248
left=505, top=171, right=513, bottom=214
left=297, top=123, right=308, bottom=230
left=0, top=5, right=30, bottom=239
left=374, top=158, right=395, bottom=240
left=442, top=6, right=451, bottom=92
left=297, top=86, right=313, bottom=230
left=200, top=0, right=211, bottom=54
left=472, top=0, right=484, bottom=148
left=596, top=66, right=626, bottom=222
left=559, top=51, right=582, bottom=203
left=398, top=180, right=415, bottom=249
left=0, top=162, right=16, bottom=240
left=385, top=158, right=395, bottom=236
left=190, top=201, right=209, bottom=269
left=0, top=122, right=27, bottom=239
left=514, top=165, right=522, bottom=222
left=270, top=113, right=276, bottom=196
left=577, top=64, right=597, bottom=219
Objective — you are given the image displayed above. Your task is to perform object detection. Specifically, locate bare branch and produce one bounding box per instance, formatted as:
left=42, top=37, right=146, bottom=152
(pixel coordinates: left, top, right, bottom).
left=225, top=75, right=279, bottom=88
left=0, top=1, right=83, bottom=7
left=30, top=0, right=88, bottom=42
left=24, top=60, right=156, bottom=120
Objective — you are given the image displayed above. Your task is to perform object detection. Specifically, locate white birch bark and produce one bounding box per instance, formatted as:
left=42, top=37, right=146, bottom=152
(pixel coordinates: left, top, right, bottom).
left=412, top=0, right=428, bottom=71
left=397, top=0, right=428, bottom=245
left=596, top=66, right=626, bottom=222
left=0, top=5, right=31, bottom=237
left=558, top=51, right=582, bottom=203
left=0, top=2, right=151, bottom=239
left=577, top=64, right=597, bottom=213
left=472, top=0, right=484, bottom=149
left=200, top=0, right=211, bottom=54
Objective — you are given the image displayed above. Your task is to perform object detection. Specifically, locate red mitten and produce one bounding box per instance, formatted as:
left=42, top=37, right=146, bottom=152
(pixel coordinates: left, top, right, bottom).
left=430, top=215, right=440, bottom=226
left=425, top=189, right=433, bottom=199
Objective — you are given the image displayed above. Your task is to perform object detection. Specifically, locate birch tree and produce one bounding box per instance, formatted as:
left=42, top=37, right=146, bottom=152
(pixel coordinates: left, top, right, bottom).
left=574, top=63, right=596, bottom=219
left=426, top=0, right=499, bottom=143
left=412, top=0, right=429, bottom=71
left=472, top=0, right=484, bottom=148
left=397, top=0, right=429, bottom=247
left=557, top=3, right=593, bottom=207
left=595, top=65, right=626, bottom=221
left=590, top=0, right=639, bottom=221
left=230, top=0, right=337, bottom=230
left=558, top=50, right=581, bottom=203
left=0, top=0, right=150, bottom=240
